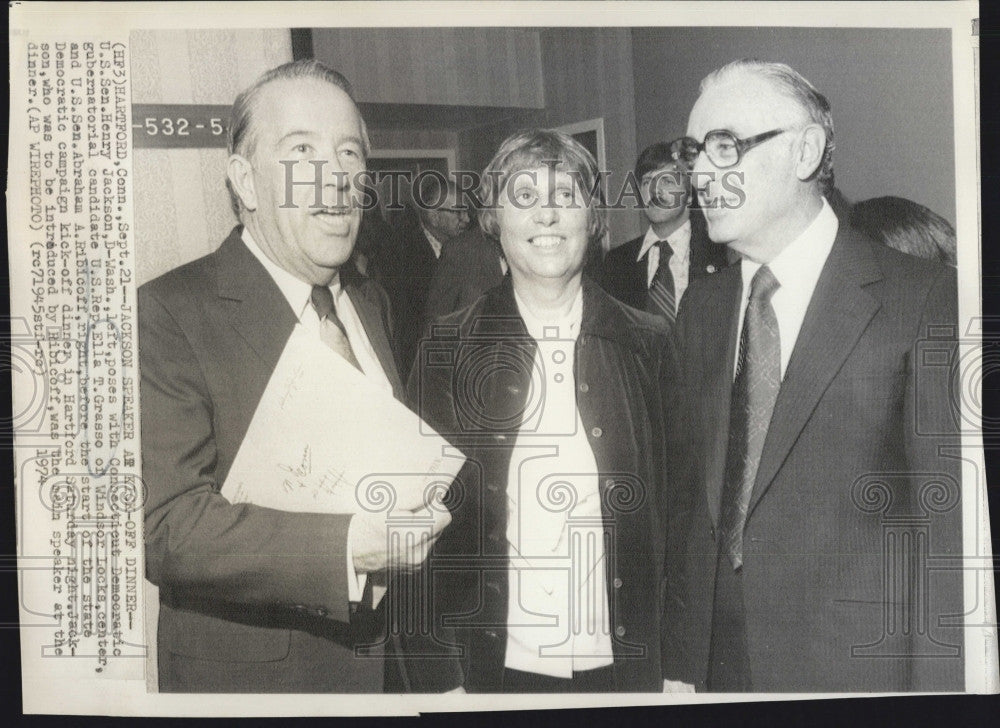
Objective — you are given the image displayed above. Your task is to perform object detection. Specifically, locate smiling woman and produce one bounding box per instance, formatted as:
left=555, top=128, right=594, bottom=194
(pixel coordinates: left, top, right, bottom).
left=401, top=129, right=681, bottom=694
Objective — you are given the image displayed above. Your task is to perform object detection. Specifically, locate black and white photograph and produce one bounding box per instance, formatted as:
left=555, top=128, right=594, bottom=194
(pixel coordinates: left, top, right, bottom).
left=6, top=0, right=994, bottom=717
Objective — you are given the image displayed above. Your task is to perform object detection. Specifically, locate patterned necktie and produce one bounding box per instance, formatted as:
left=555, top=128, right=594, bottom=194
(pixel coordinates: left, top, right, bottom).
left=310, top=284, right=363, bottom=372
left=646, top=241, right=677, bottom=323
left=719, top=265, right=781, bottom=570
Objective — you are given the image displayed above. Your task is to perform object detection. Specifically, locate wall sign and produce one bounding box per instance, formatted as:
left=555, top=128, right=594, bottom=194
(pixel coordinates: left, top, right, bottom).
left=131, top=104, right=231, bottom=148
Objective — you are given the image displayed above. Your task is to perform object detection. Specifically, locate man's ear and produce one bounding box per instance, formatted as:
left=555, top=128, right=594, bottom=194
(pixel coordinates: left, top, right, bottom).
left=794, top=124, right=826, bottom=182
left=227, top=154, right=258, bottom=212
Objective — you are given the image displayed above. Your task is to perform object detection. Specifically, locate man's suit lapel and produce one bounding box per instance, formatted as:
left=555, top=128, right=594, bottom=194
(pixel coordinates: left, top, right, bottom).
left=747, top=227, right=883, bottom=517
left=215, top=226, right=404, bottom=400
left=689, top=212, right=723, bottom=280
left=214, top=227, right=299, bottom=374
left=342, top=265, right=406, bottom=399
left=628, top=238, right=648, bottom=301
left=608, top=236, right=647, bottom=307
left=702, top=267, right=743, bottom=528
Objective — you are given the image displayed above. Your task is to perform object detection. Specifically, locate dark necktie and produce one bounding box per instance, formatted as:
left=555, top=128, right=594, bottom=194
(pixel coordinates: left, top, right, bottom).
left=719, top=265, right=781, bottom=569
left=310, top=284, right=363, bottom=372
left=646, top=241, right=677, bottom=323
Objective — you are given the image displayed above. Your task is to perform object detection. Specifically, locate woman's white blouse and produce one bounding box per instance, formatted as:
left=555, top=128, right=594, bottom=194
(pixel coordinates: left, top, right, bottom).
left=504, top=288, right=614, bottom=678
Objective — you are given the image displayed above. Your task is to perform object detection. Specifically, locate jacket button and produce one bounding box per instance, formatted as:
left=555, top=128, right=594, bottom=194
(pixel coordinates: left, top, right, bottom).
left=613, top=577, right=623, bottom=589
left=487, top=484, right=499, bottom=493
left=591, top=427, right=603, bottom=438
left=615, top=625, right=626, bottom=637
left=486, top=581, right=502, bottom=595
left=495, top=434, right=507, bottom=442
left=579, top=382, right=589, bottom=393
left=485, top=629, right=500, bottom=640
left=316, top=607, right=328, bottom=618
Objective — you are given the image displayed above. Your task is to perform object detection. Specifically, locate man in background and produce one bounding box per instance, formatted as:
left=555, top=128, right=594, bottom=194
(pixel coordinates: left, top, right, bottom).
left=602, top=138, right=728, bottom=322
left=423, top=210, right=507, bottom=325
left=384, top=178, right=470, bottom=372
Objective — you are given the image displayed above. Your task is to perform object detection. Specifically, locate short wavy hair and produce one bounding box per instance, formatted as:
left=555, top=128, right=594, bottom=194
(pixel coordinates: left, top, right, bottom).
left=477, top=129, right=608, bottom=251
left=701, top=59, right=835, bottom=196
left=850, top=196, right=956, bottom=266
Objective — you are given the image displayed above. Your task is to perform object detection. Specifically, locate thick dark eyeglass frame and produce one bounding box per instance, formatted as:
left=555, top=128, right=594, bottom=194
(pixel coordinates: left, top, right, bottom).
left=678, top=129, right=787, bottom=169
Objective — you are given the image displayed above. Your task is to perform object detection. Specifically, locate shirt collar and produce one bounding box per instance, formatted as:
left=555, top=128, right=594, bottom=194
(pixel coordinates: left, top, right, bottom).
left=241, top=227, right=341, bottom=321
left=421, top=225, right=444, bottom=258
left=637, top=218, right=692, bottom=262
left=513, top=285, right=584, bottom=342
left=740, top=197, right=839, bottom=301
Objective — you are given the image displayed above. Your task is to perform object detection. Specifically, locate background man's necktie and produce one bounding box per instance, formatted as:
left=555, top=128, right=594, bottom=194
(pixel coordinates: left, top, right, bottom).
left=310, top=284, right=363, bottom=372
left=719, top=265, right=781, bottom=569
left=646, top=241, right=677, bottom=323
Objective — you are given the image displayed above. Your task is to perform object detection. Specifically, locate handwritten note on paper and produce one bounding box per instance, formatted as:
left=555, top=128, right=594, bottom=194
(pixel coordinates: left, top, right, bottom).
left=220, top=324, right=465, bottom=514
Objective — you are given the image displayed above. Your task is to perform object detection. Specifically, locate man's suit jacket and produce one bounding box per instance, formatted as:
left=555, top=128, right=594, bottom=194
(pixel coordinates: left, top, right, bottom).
left=376, top=214, right=440, bottom=374
left=601, top=210, right=728, bottom=311
left=139, top=226, right=404, bottom=692
left=662, top=223, right=964, bottom=692
left=423, top=225, right=505, bottom=324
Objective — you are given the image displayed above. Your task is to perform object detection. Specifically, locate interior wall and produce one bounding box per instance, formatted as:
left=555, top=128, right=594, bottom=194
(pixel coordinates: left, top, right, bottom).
left=131, top=29, right=293, bottom=285
left=310, top=28, right=545, bottom=108
left=631, top=26, right=955, bottom=225
left=456, top=28, right=642, bottom=247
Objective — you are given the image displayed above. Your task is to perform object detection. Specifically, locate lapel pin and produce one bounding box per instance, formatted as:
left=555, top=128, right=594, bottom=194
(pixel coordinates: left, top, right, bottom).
left=706, top=265, right=717, bottom=274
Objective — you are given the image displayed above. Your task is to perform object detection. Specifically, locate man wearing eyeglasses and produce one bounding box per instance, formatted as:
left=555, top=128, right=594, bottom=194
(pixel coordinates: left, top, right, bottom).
left=601, top=139, right=729, bottom=323
left=661, top=59, right=962, bottom=692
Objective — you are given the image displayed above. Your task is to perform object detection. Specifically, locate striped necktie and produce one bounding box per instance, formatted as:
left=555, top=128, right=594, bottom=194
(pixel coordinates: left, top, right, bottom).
left=310, top=284, right=363, bottom=372
left=646, top=241, right=677, bottom=323
left=719, top=265, right=781, bottom=569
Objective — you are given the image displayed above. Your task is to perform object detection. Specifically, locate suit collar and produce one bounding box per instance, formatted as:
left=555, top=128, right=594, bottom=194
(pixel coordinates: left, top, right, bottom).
left=215, top=226, right=300, bottom=370
left=340, top=261, right=405, bottom=397
left=689, top=210, right=727, bottom=276
left=702, top=265, right=744, bottom=528
left=214, top=226, right=404, bottom=398
left=637, top=219, right=692, bottom=262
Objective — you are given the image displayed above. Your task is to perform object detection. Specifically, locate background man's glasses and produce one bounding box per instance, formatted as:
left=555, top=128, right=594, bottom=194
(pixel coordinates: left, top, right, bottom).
left=676, top=129, right=787, bottom=169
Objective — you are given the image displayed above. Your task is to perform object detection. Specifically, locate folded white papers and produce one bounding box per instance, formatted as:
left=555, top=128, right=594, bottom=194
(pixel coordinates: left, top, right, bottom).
left=221, top=324, right=465, bottom=515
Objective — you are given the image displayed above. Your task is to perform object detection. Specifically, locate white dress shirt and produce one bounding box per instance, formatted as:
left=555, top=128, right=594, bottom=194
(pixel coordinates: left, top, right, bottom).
left=503, top=287, right=614, bottom=678
left=242, top=229, right=394, bottom=393
left=242, top=229, right=392, bottom=602
left=734, top=198, right=839, bottom=380
left=421, top=225, right=444, bottom=259
left=637, top=218, right=692, bottom=303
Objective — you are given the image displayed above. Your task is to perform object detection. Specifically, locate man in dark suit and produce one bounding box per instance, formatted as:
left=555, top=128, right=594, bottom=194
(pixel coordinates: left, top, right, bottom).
left=422, top=220, right=506, bottom=324
left=662, top=59, right=963, bottom=692
left=384, top=180, right=470, bottom=372
left=601, top=139, right=728, bottom=320
left=139, top=60, right=449, bottom=693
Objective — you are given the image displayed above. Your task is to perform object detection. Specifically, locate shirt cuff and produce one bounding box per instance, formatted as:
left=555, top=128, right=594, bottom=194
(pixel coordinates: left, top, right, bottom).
left=345, top=515, right=368, bottom=603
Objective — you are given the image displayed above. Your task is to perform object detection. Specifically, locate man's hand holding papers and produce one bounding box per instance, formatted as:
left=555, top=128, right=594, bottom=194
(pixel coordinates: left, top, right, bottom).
left=221, top=324, right=466, bottom=575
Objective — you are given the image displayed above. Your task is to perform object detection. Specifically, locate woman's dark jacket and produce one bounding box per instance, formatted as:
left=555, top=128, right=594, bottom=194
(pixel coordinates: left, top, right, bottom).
left=395, top=275, right=680, bottom=693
